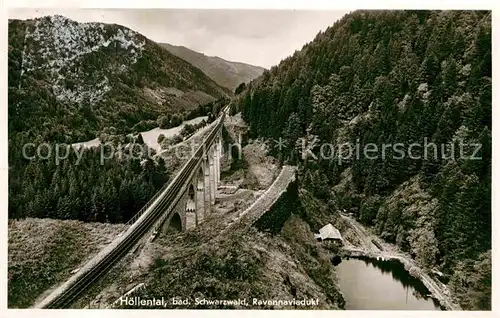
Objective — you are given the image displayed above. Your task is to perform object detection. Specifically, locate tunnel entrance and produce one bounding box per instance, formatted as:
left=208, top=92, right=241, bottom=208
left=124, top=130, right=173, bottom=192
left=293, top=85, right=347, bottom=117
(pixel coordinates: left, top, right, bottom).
left=168, top=213, right=182, bottom=232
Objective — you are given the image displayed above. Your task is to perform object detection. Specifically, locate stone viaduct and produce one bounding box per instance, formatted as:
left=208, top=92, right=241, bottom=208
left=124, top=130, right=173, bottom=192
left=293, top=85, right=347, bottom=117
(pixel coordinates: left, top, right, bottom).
left=155, top=128, right=224, bottom=233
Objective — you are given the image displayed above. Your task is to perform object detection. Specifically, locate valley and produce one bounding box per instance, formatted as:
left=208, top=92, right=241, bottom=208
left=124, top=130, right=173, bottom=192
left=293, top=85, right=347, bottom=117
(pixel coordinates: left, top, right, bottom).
left=6, top=9, right=492, bottom=312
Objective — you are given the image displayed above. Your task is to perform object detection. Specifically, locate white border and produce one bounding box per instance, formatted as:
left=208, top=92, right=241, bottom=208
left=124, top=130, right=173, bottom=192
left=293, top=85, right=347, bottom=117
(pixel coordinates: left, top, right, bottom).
left=2, top=0, right=498, bottom=10
left=1, top=1, right=498, bottom=318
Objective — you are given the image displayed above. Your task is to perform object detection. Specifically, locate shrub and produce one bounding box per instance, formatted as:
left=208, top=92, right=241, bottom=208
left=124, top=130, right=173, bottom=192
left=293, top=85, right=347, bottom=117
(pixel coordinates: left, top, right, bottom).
left=157, top=115, right=170, bottom=129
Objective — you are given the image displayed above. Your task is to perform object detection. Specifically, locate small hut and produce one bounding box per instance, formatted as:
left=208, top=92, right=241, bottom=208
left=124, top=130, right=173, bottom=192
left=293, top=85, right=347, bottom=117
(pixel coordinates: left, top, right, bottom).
left=314, top=223, right=344, bottom=246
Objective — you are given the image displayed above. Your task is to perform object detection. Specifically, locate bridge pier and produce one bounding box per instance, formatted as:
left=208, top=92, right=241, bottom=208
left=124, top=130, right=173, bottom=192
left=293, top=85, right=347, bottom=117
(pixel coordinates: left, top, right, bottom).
left=217, top=133, right=222, bottom=183
left=196, top=166, right=205, bottom=224
left=203, top=157, right=212, bottom=216
left=213, top=134, right=222, bottom=190
left=209, top=148, right=216, bottom=205
left=160, top=129, right=224, bottom=234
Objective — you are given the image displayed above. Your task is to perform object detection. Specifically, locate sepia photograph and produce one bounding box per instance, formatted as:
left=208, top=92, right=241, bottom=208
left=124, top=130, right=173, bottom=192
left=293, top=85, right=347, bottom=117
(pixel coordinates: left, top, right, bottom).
left=3, top=1, right=494, bottom=315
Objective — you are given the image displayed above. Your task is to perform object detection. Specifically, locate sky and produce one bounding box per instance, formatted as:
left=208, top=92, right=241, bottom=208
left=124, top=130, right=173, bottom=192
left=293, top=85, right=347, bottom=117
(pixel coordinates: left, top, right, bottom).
left=8, top=9, right=349, bottom=68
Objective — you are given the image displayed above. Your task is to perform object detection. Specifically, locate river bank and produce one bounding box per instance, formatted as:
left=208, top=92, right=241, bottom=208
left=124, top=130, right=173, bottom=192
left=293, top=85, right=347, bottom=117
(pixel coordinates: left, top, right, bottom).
left=337, top=213, right=461, bottom=311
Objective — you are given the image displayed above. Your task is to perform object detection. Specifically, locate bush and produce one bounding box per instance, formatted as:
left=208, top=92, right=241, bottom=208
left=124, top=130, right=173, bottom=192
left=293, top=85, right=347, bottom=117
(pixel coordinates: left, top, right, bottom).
left=136, top=133, right=144, bottom=144
left=180, top=124, right=195, bottom=137
left=132, top=120, right=157, bottom=133
left=235, top=82, right=246, bottom=95
left=172, top=134, right=183, bottom=144
left=157, top=115, right=171, bottom=129
left=170, top=114, right=183, bottom=127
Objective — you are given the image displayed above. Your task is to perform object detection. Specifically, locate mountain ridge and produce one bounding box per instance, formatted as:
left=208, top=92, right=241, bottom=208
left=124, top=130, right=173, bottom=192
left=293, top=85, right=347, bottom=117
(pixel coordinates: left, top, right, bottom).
left=8, top=14, right=229, bottom=143
left=161, top=42, right=265, bottom=91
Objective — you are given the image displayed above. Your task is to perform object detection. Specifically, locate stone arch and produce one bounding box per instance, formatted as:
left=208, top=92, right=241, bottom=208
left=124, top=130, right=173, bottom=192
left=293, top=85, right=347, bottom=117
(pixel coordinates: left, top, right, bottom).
left=186, top=184, right=196, bottom=212
left=185, top=182, right=197, bottom=230
left=168, top=212, right=182, bottom=232
left=188, top=184, right=195, bottom=200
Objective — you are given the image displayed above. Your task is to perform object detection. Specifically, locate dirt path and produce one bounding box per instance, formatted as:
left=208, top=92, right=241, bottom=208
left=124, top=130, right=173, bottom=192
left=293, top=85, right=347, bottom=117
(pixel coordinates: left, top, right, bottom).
left=339, top=214, right=461, bottom=311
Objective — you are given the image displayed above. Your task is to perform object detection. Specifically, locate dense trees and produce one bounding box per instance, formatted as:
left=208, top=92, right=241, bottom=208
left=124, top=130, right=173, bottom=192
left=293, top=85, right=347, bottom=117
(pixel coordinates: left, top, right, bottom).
left=237, top=10, right=491, bottom=309
left=449, top=250, right=491, bottom=310
left=155, top=97, right=228, bottom=130
left=9, top=144, right=169, bottom=223
left=8, top=17, right=228, bottom=145
left=235, top=82, right=246, bottom=95
left=8, top=18, right=232, bottom=225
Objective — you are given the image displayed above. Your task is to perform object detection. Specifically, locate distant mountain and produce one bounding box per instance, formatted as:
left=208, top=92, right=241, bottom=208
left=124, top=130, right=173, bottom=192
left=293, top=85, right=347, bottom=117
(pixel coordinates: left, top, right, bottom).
left=161, top=43, right=265, bottom=91
left=8, top=15, right=229, bottom=143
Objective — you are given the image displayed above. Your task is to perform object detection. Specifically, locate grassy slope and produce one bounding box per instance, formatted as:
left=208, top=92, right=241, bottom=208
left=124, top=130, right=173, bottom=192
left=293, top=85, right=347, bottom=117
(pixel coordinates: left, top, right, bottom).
left=8, top=218, right=127, bottom=308
left=112, top=219, right=344, bottom=309
left=107, top=177, right=345, bottom=309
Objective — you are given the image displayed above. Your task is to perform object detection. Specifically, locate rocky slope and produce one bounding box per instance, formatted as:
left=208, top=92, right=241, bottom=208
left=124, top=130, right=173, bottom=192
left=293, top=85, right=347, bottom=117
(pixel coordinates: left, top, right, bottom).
left=161, top=43, right=265, bottom=91
left=8, top=15, right=229, bottom=143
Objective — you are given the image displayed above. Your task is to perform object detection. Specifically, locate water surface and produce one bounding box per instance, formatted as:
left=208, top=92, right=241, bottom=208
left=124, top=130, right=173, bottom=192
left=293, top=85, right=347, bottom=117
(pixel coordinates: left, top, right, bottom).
left=336, top=256, right=442, bottom=310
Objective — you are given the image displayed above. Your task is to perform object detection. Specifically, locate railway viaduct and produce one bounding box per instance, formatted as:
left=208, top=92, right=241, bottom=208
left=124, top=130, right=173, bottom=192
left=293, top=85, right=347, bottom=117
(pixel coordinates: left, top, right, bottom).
left=37, top=107, right=299, bottom=309
left=37, top=109, right=229, bottom=309
left=158, top=127, right=223, bottom=233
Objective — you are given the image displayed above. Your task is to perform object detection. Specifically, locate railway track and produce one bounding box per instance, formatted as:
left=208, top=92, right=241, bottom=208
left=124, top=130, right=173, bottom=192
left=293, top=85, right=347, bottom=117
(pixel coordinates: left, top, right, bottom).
left=38, top=111, right=226, bottom=309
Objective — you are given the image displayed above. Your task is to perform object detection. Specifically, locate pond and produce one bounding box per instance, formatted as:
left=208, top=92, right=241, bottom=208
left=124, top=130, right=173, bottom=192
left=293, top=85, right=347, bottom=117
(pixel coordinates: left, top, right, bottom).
left=336, top=256, right=442, bottom=310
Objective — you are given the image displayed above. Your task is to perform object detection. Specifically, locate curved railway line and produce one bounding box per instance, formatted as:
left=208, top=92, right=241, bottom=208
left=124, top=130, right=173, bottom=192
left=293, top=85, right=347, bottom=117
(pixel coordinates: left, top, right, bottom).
left=37, top=110, right=227, bottom=309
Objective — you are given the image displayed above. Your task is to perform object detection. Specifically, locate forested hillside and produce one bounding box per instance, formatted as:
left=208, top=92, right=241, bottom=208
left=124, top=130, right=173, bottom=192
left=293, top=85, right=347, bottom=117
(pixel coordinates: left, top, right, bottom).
left=8, top=142, right=170, bottom=222
left=236, top=10, right=491, bottom=310
left=8, top=15, right=228, bottom=223
left=8, top=15, right=228, bottom=144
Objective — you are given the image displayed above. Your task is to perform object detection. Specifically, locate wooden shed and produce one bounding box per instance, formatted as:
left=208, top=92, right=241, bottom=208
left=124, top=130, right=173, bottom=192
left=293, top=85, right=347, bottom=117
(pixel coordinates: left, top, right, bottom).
left=314, top=223, right=344, bottom=246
